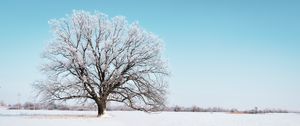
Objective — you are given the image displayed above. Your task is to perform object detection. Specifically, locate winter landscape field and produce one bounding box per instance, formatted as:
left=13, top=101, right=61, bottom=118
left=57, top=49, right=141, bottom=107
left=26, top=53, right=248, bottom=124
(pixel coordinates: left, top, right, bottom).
left=1, top=109, right=300, bottom=126
left=1, top=1, right=300, bottom=126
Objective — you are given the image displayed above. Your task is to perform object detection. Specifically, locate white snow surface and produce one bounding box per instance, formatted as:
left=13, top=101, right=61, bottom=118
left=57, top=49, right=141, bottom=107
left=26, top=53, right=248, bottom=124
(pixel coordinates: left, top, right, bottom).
left=0, top=110, right=300, bottom=126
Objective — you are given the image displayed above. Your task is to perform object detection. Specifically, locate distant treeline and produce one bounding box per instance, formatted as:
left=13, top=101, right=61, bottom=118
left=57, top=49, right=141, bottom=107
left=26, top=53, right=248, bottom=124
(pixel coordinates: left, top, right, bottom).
left=0, top=101, right=291, bottom=114
left=166, top=106, right=289, bottom=114
left=3, top=102, right=96, bottom=111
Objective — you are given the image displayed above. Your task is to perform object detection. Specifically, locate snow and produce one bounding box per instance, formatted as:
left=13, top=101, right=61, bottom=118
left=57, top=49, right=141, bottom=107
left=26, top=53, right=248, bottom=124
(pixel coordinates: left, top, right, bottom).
left=0, top=110, right=300, bottom=126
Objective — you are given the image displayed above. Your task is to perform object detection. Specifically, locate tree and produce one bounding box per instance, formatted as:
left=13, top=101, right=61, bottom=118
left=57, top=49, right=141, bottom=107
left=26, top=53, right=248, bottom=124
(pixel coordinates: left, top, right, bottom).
left=34, top=10, right=168, bottom=117
left=191, top=105, right=201, bottom=112
left=173, top=105, right=182, bottom=112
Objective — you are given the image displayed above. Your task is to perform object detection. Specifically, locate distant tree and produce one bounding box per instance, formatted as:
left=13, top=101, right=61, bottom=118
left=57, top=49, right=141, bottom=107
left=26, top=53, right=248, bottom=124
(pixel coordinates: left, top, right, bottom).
left=34, top=10, right=169, bottom=117
left=230, top=108, right=239, bottom=113
left=191, top=105, right=201, bottom=112
left=174, top=105, right=182, bottom=112
left=23, top=102, right=35, bottom=110
left=8, top=103, right=22, bottom=110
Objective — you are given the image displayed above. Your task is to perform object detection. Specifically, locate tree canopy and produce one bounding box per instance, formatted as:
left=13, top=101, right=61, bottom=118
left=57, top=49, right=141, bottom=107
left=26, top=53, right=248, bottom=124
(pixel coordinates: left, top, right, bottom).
left=34, top=10, right=169, bottom=117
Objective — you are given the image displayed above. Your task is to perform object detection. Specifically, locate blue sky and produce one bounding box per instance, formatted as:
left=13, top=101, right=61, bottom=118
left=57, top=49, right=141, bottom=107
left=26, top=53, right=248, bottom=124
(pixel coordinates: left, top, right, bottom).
left=0, top=0, right=299, bottom=110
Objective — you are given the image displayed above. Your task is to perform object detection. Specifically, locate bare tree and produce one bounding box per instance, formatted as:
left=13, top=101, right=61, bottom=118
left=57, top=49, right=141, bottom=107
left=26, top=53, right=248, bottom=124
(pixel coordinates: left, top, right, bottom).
left=34, top=10, right=168, bottom=117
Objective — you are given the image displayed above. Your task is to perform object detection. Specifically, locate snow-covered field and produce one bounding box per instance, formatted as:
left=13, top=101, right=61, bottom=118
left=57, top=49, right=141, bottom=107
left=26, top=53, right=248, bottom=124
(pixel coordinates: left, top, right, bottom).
left=0, top=109, right=300, bottom=126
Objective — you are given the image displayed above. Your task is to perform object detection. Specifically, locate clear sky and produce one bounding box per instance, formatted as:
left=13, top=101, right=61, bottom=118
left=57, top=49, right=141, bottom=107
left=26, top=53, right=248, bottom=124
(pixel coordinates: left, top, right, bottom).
left=0, top=0, right=299, bottom=110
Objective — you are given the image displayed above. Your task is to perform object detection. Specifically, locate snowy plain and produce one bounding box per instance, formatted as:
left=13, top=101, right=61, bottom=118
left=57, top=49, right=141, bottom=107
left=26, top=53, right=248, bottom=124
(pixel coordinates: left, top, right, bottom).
left=0, top=109, right=300, bottom=126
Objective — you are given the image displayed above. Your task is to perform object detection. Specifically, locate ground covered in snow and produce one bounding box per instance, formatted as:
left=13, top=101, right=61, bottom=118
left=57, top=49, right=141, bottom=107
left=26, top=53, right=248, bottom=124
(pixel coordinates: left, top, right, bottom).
left=0, top=109, right=300, bottom=126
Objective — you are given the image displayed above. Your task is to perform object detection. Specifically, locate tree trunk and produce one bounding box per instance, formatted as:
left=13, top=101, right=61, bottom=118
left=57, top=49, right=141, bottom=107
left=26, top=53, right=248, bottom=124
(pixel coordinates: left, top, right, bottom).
left=96, top=100, right=106, bottom=117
